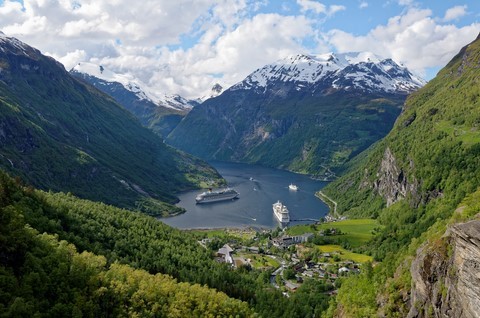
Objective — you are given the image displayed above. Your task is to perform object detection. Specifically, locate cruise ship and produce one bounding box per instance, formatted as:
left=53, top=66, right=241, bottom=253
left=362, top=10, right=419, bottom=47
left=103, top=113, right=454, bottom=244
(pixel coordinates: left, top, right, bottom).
left=273, top=201, right=290, bottom=224
left=195, top=188, right=239, bottom=204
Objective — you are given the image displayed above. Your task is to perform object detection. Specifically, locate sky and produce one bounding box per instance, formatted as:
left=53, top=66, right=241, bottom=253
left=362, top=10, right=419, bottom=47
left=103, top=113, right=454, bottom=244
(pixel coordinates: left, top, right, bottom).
left=0, top=0, right=479, bottom=99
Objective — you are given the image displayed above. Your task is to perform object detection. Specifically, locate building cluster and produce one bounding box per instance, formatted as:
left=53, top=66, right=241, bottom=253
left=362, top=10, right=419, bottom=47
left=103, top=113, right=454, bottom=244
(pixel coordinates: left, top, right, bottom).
left=271, top=233, right=314, bottom=249
left=210, top=230, right=363, bottom=297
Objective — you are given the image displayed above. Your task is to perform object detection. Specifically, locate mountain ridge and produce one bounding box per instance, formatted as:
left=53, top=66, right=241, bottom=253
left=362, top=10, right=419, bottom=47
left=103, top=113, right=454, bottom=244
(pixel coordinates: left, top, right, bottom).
left=71, top=62, right=195, bottom=111
left=232, top=52, right=425, bottom=94
left=70, top=62, right=199, bottom=137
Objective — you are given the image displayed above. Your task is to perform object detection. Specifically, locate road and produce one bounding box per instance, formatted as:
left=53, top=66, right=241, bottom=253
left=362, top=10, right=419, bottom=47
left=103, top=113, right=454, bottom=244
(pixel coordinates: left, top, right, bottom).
left=317, top=191, right=338, bottom=217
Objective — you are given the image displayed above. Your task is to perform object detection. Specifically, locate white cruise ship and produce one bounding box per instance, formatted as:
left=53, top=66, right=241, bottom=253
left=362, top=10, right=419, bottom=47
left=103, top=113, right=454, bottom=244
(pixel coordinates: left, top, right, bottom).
left=288, top=183, right=298, bottom=191
left=273, top=201, right=290, bottom=224
left=195, top=188, right=239, bottom=204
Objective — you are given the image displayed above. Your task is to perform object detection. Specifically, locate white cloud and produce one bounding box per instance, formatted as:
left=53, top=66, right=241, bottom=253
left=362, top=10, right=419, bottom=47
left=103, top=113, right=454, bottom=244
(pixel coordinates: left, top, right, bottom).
left=329, top=5, right=346, bottom=16
left=56, top=11, right=314, bottom=99
left=397, top=0, right=414, bottom=6
left=297, top=0, right=345, bottom=16
left=359, top=2, right=368, bottom=9
left=49, top=49, right=87, bottom=70
left=328, top=8, right=479, bottom=77
left=0, top=0, right=478, bottom=99
left=297, top=0, right=326, bottom=14
left=148, top=13, right=314, bottom=97
left=443, top=5, right=468, bottom=22
left=1, top=0, right=216, bottom=47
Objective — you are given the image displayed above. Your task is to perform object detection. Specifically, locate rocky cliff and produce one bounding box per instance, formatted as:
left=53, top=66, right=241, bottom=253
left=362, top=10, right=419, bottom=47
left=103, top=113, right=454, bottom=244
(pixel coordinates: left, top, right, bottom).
left=408, top=219, right=480, bottom=318
left=369, top=147, right=419, bottom=207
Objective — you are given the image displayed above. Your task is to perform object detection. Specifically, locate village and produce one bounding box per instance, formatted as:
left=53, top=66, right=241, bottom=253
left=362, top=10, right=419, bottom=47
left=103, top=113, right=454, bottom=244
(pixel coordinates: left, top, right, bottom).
left=196, top=217, right=376, bottom=296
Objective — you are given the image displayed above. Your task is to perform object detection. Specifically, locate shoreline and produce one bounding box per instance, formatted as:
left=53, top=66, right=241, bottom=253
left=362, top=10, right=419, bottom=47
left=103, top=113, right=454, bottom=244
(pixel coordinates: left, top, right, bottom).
left=316, top=190, right=339, bottom=218
left=182, top=225, right=269, bottom=231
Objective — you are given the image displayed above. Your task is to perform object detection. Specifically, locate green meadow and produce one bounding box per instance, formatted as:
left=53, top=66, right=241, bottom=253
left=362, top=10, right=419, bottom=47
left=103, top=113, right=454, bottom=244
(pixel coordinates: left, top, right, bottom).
left=287, top=219, right=380, bottom=248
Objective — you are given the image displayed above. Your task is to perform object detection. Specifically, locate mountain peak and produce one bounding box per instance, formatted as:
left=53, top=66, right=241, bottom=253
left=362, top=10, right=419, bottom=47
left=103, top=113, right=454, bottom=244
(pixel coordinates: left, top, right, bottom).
left=211, top=83, right=223, bottom=93
left=198, top=83, right=225, bottom=102
left=0, top=32, right=40, bottom=59
left=232, top=51, right=425, bottom=94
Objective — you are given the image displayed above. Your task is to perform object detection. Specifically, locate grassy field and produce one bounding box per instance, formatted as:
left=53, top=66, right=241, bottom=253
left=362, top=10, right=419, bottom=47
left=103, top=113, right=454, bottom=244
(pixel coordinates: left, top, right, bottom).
left=239, top=254, right=281, bottom=269
left=318, top=245, right=373, bottom=263
left=287, top=219, right=379, bottom=248
left=436, top=120, right=480, bottom=145
left=188, top=228, right=257, bottom=240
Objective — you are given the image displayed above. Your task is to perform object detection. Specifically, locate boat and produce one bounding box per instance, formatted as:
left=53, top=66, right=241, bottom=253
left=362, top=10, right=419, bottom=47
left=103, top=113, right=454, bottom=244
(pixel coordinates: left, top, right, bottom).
left=288, top=183, right=298, bottom=191
left=273, top=201, right=290, bottom=224
left=195, top=188, right=239, bottom=204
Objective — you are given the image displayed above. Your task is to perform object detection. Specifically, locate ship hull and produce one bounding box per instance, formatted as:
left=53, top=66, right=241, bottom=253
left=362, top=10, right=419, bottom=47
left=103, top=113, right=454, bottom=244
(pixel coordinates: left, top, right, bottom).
left=195, top=188, right=239, bottom=204
left=195, top=193, right=239, bottom=204
left=274, top=212, right=290, bottom=223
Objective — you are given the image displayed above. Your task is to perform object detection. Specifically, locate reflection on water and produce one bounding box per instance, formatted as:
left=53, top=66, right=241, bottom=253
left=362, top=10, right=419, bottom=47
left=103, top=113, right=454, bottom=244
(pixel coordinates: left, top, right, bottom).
left=160, top=161, right=330, bottom=229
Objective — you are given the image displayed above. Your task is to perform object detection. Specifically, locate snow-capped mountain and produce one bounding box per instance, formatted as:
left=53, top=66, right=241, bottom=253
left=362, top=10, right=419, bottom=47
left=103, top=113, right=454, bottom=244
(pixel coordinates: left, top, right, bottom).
left=0, top=31, right=30, bottom=55
left=232, top=52, right=425, bottom=94
left=71, top=62, right=195, bottom=111
left=168, top=51, right=424, bottom=178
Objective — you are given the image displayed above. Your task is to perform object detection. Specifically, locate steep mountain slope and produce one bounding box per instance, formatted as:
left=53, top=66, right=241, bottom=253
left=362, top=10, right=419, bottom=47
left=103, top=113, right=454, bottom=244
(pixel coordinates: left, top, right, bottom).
left=0, top=33, right=222, bottom=215
left=324, top=35, right=480, bottom=218
left=322, top=34, right=480, bottom=316
left=70, top=62, right=198, bottom=137
left=167, top=52, right=424, bottom=177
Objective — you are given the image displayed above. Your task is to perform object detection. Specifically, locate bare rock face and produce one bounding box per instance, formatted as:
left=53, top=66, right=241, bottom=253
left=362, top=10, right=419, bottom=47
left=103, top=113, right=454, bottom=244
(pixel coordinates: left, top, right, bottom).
left=407, top=220, right=480, bottom=318
left=373, top=147, right=419, bottom=207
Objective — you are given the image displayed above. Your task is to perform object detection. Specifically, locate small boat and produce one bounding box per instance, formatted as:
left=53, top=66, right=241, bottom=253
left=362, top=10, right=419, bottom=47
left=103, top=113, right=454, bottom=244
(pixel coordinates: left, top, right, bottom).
left=288, top=183, right=298, bottom=191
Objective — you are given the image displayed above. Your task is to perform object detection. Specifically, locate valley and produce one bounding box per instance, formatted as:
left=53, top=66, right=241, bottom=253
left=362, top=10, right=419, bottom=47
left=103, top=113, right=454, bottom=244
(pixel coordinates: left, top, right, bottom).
left=0, top=20, right=479, bottom=318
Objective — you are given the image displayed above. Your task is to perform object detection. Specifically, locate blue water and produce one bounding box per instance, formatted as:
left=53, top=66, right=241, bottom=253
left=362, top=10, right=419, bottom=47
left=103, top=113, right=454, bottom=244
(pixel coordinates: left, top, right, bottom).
left=160, top=161, right=330, bottom=229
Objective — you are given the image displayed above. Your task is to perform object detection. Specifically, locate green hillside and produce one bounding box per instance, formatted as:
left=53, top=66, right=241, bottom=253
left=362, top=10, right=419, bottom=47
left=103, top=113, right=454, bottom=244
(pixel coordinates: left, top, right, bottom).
left=168, top=88, right=405, bottom=178
left=0, top=169, right=331, bottom=317
left=322, top=34, right=480, bottom=316
left=0, top=35, right=222, bottom=216
left=0, top=171, right=253, bottom=317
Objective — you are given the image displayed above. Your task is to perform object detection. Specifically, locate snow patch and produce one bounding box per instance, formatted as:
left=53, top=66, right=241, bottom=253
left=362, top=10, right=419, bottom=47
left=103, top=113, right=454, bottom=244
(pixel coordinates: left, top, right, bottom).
left=0, top=32, right=32, bottom=56
left=231, top=51, right=426, bottom=94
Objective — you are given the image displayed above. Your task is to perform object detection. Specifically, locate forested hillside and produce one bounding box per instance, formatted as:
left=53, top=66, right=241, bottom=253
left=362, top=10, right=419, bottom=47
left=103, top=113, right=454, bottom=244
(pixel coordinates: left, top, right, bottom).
left=0, top=169, right=330, bottom=317
left=0, top=171, right=252, bottom=317
left=321, top=34, right=480, bottom=316
left=0, top=33, right=222, bottom=216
